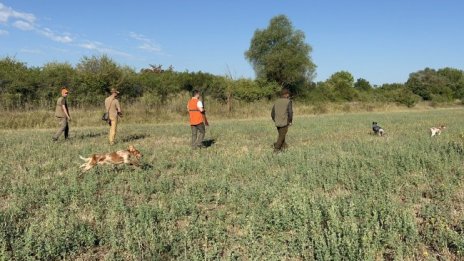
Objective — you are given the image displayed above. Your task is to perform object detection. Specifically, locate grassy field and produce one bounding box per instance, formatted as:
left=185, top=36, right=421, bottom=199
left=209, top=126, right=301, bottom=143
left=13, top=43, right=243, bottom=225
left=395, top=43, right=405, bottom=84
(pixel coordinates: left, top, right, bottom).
left=1, top=108, right=464, bottom=260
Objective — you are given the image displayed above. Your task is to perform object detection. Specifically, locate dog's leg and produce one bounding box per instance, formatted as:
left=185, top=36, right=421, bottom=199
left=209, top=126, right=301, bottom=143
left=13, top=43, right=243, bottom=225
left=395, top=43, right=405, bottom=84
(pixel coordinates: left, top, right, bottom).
left=130, top=160, right=141, bottom=170
left=79, top=155, right=90, bottom=161
left=82, top=164, right=93, bottom=172
left=122, top=154, right=131, bottom=165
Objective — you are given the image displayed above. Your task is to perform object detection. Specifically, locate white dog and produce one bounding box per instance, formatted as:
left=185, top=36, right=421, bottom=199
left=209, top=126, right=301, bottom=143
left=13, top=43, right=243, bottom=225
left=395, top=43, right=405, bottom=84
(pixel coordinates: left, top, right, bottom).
left=79, top=145, right=142, bottom=172
left=430, top=125, right=446, bottom=137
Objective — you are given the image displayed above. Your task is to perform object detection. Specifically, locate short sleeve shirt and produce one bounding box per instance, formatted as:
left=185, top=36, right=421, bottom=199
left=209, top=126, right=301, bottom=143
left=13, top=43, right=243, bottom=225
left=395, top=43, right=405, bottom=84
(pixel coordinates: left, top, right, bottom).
left=105, top=96, right=121, bottom=119
left=197, top=100, right=203, bottom=110
left=54, top=97, right=67, bottom=118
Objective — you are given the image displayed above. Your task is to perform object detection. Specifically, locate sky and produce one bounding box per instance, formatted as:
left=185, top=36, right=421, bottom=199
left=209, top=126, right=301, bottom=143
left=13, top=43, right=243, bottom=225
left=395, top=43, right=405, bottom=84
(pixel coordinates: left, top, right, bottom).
left=0, top=1, right=463, bottom=86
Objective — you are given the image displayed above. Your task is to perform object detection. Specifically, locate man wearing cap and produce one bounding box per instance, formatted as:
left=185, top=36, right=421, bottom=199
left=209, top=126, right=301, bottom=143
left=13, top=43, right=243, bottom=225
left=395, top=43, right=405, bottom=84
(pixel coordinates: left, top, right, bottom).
left=105, top=88, right=122, bottom=145
left=187, top=89, right=206, bottom=149
left=52, top=87, right=71, bottom=141
left=271, top=88, right=293, bottom=152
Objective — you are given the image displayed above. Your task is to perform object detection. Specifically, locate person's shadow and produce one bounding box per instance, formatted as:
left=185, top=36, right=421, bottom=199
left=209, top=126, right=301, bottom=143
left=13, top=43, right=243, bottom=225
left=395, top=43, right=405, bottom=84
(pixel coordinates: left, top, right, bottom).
left=202, top=139, right=216, bottom=148
left=76, top=132, right=105, bottom=139
left=122, top=134, right=149, bottom=142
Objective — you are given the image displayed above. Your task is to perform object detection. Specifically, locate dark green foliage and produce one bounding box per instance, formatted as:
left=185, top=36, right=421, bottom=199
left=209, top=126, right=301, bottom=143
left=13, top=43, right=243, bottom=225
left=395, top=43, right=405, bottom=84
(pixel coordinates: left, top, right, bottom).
left=323, top=71, right=358, bottom=101
left=73, top=55, right=126, bottom=106
left=354, top=78, right=373, bottom=92
left=406, top=67, right=463, bottom=101
left=375, top=83, right=421, bottom=107
left=0, top=57, right=39, bottom=109
left=437, top=67, right=464, bottom=100
left=39, top=62, right=76, bottom=107
left=244, top=15, right=316, bottom=93
left=1, top=54, right=464, bottom=110
left=232, top=79, right=280, bottom=102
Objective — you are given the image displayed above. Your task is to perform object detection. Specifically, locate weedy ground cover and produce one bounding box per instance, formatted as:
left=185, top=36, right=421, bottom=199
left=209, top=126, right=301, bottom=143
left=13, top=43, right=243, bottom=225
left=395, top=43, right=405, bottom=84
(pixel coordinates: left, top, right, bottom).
left=1, top=108, right=463, bottom=260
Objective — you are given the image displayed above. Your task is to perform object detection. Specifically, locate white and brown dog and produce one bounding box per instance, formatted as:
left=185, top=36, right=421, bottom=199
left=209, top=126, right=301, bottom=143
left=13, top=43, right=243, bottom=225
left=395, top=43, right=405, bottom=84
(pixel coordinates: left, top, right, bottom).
left=79, top=145, right=142, bottom=172
left=430, top=125, right=446, bottom=137
left=372, top=122, right=385, bottom=136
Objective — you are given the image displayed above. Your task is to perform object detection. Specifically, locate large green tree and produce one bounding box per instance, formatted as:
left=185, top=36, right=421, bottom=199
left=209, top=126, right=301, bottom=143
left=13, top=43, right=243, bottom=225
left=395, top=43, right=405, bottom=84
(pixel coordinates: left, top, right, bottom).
left=406, top=67, right=454, bottom=101
left=73, top=55, right=126, bottom=106
left=354, top=78, right=372, bottom=92
left=39, top=62, right=76, bottom=106
left=245, top=15, right=316, bottom=93
left=325, top=71, right=358, bottom=101
left=0, top=57, right=39, bottom=109
left=437, top=67, right=464, bottom=100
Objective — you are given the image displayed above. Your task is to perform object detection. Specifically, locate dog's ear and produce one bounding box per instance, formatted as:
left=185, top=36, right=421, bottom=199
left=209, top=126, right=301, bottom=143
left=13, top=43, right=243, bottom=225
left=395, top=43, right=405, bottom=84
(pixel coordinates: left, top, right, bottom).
left=128, top=145, right=135, bottom=151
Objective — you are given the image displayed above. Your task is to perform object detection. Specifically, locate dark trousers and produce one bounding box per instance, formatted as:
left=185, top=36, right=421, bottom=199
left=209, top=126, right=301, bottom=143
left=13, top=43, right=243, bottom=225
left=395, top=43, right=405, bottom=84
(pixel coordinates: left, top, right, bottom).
left=191, top=123, right=206, bottom=148
left=274, top=125, right=288, bottom=151
left=53, top=117, right=69, bottom=140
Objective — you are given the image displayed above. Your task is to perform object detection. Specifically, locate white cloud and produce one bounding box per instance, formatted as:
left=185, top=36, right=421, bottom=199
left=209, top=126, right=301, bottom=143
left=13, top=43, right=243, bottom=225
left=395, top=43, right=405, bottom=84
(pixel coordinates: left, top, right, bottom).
left=139, top=42, right=161, bottom=52
left=0, top=3, right=35, bottom=24
left=1, top=3, right=150, bottom=61
left=13, top=20, right=33, bottom=30
left=39, top=27, right=72, bottom=43
left=0, top=3, right=73, bottom=43
left=79, top=41, right=133, bottom=58
left=79, top=42, right=100, bottom=50
left=129, top=32, right=162, bottom=53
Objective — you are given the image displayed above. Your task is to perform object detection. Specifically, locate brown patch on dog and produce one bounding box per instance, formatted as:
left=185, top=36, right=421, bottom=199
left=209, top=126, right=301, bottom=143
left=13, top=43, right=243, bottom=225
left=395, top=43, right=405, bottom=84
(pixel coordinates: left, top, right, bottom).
left=79, top=145, right=142, bottom=172
left=430, top=125, right=446, bottom=137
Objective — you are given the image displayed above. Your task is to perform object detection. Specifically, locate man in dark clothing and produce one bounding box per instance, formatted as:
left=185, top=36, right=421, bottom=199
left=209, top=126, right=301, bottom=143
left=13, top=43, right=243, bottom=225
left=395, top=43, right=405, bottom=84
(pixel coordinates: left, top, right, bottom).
left=271, top=88, right=293, bottom=152
left=52, top=87, right=71, bottom=141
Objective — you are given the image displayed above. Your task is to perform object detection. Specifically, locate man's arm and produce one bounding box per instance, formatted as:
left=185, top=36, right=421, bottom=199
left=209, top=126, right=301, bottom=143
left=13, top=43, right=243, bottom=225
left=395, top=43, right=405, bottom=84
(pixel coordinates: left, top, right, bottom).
left=197, top=100, right=204, bottom=112
left=287, top=100, right=293, bottom=124
left=116, top=100, right=122, bottom=116
left=62, top=104, right=71, bottom=119
left=271, top=105, right=275, bottom=122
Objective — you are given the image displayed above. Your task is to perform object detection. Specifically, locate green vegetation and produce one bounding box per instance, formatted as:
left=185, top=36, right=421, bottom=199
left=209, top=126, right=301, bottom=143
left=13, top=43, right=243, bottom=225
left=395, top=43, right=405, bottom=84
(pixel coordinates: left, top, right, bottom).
left=1, top=54, right=463, bottom=112
left=1, top=108, right=463, bottom=259
left=1, top=15, right=464, bottom=112
left=245, top=15, right=316, bottom=93
left=1, top=13, right=463, bottom=258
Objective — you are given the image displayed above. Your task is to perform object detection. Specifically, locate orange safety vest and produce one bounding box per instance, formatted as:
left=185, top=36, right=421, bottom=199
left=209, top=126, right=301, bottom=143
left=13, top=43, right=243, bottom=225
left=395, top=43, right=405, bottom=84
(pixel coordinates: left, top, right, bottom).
left=188, top=98, right=204, bottom=125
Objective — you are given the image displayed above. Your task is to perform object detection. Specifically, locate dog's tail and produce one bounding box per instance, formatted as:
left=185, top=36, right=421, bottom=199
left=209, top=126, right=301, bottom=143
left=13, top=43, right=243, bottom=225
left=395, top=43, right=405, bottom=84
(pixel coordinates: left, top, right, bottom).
left=379, top=129, right=385, bottom=136
left=79, top=155, right=90, bottom=161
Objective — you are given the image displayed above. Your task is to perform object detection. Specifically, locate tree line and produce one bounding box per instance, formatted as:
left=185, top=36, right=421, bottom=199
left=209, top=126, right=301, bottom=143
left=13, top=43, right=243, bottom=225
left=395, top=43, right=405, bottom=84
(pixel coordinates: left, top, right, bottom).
left=1, top=15, right=463, bottom=111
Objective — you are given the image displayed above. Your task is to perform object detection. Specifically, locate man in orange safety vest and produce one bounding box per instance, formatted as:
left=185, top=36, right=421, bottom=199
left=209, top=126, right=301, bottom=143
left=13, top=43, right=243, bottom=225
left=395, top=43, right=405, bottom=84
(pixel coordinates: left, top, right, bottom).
left=187, top=89, right=208, bottom=149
